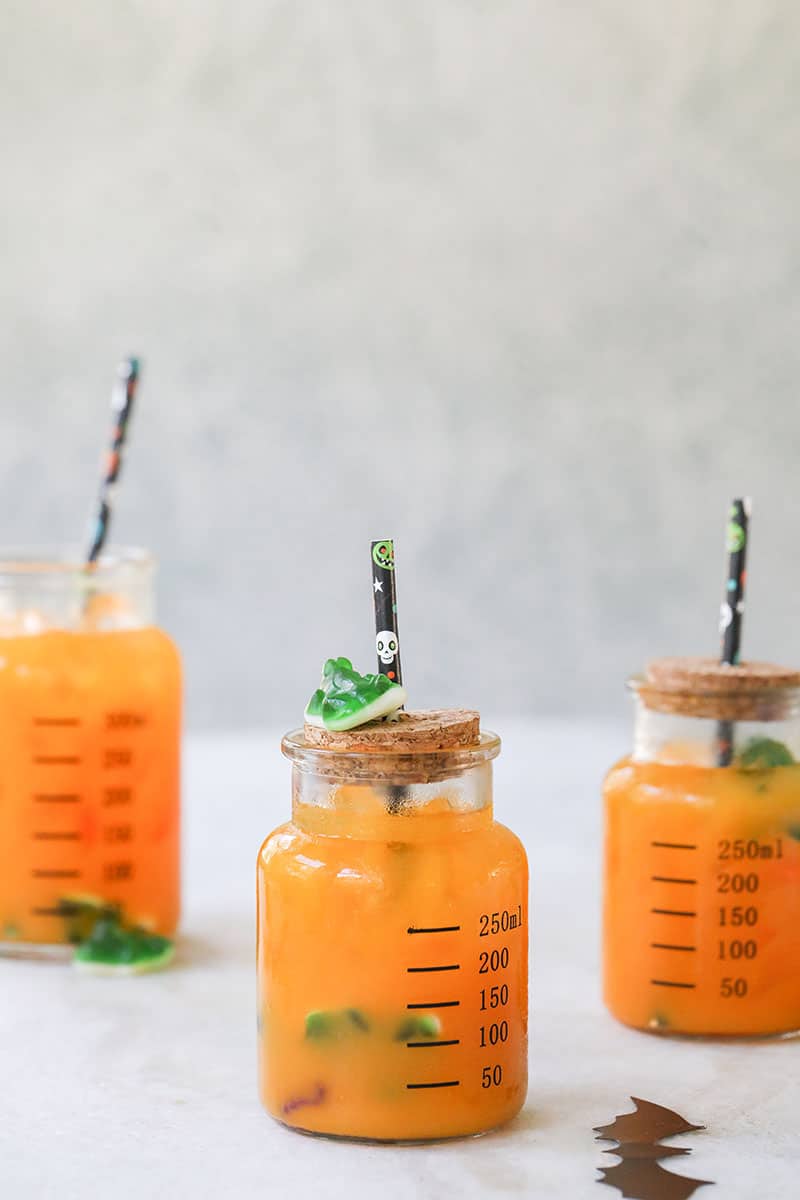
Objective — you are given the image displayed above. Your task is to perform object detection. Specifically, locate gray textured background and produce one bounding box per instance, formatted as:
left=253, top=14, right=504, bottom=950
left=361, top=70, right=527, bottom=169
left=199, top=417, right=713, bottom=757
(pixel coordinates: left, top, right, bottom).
left=2, top=2, right=799, bottom=730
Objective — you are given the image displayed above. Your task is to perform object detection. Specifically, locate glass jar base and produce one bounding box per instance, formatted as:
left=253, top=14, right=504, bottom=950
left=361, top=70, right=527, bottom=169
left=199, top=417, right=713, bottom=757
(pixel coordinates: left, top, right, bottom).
left=611, top=1012, right=800, bottom=1042
left=270, top=1112, right=521, bottom=1145
left=0, top=940, right=73, bottom=962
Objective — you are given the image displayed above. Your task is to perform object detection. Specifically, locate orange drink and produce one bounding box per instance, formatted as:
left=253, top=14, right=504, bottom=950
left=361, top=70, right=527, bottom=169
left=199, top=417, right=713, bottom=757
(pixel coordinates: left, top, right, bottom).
left=603, top=658, right=800, bottom=1037
left=0, top=550, right=181, bottom=955
left=257, top=711, right=528, bottom=1141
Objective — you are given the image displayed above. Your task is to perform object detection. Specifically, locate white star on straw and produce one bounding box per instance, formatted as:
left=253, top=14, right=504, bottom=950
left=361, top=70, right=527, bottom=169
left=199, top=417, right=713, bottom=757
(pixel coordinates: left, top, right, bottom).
left=373, top=578, right=383, bottom=593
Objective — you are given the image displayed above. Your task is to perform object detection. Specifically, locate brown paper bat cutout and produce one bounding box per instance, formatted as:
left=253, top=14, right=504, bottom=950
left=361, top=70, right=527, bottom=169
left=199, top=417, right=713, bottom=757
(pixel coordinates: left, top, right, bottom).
left=595, top=1098, right=713, bottom=1200
left=597, top=1159, right=713, bottom=1200
left=604, top=1144, right=690, bottom=1161
left=595, top=1097, right=705, bottom=1144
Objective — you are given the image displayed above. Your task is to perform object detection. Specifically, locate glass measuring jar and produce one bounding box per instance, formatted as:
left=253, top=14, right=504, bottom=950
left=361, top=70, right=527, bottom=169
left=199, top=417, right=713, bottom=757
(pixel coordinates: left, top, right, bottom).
left=603, top=657, right=800, bottom=1037
left=257, top=710, right=528, bottom=1141
left=0, top=548, right=181, bottom=957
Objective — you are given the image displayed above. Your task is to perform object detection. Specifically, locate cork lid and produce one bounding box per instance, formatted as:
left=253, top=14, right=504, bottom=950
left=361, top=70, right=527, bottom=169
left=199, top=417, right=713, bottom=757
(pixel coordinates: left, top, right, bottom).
left=635, top=657, right=800, bottom=720
left=303, top=708, right=480, bottom=752
left=286, top=709, right=496, bottom=783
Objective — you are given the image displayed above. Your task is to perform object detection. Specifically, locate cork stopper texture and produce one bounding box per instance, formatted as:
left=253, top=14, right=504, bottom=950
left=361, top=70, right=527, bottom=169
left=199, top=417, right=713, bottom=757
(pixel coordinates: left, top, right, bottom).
left=637, top=656, right=800, bottom=720
left=303, top=708, right=480, bottom=753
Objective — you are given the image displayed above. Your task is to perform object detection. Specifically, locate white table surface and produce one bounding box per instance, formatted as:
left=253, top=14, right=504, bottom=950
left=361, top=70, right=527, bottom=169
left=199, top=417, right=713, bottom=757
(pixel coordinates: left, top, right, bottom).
left=2, top=721, right=798, bottom=1199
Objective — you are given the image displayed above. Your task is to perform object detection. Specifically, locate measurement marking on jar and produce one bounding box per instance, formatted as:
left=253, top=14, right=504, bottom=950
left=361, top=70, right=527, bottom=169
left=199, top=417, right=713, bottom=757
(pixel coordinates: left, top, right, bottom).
left=33, top=717, right=82, bottom=728
left=406, top=1040, right=461, bottom=1048
left=33, top=793, right=81, bottom=804
left=103, top=861, right=134, bottom=881
left=103, top=748, right=133, bottom=768
left=33, top=756, right=82, bottom=766
left=30, top=869, right=82, bottom=879
left=651, top=876, right=697, bottom=885
left=405, top=1081, right=460, bottom=1090
left=718, top=838, right=782, bottom=861
left=103, top=788, right=133, bottom=806
left=651, top=841, right=697, bottom=850
left=407, top=964, right=460, bottom=973
left=32, top=831, right=81, bottom=841
left=406, top=1000, right=460, bottom=1009
left=407, top=925, right=461, bottom=935
left=650, top=979, right=696, bottom=989
left=479, top=906, right=522, bottom=936
left=651, top=943, right=696, bottom=952
left=651, top=908, right=696, bottom=918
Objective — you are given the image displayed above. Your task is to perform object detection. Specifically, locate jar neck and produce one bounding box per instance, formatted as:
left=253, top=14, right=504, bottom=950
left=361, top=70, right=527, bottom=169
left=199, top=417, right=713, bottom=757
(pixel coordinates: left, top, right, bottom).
left=291, top=763, right=494, bottom=841
left=632, top=698, right=800, bottom=766
left=0, top=547, right=155, bottom=632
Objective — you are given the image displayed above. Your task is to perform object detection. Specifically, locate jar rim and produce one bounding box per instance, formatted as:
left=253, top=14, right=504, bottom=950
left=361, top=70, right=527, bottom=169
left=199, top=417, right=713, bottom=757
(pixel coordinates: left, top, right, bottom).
left=282, top=728, right=501, bottom=784
left=0, top=546, right=154, bottom=578
left=629, top=657, right=800, bottom=721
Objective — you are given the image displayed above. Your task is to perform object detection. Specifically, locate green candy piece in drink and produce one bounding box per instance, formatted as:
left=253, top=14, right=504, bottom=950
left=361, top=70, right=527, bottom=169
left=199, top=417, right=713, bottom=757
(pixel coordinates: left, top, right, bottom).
left=305, top=1010, right=336, bottom=1039
left=72, top=915, right=174, bottom=975
left=736, top=737, right=796, bottom=770
left=304, top=657, right=406, bottom=732
left=394, top=1014, right=441, bottom=1041
left=59, top=894, right=120, bottom=944
left=304, top=1008, right=370, bottom=1039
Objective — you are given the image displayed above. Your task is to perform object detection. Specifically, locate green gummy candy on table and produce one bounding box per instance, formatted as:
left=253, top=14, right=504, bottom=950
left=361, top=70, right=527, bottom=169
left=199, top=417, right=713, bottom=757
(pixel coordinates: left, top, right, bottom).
left=304, top=657, right=406, bottom=731
left=736, top=737, right=796, bottom=770
left=72, top=916, right=174, bottom=975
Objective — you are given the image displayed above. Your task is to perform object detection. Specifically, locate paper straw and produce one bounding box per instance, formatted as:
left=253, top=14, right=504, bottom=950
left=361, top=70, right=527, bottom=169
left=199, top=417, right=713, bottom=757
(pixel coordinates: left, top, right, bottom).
left=371, top=538, right=403, bottom=687
left=87, top=357, right=140, bottom=564
left=371, top=538, right=405, bottom=810
left=716, top=498, right=751, bottom=765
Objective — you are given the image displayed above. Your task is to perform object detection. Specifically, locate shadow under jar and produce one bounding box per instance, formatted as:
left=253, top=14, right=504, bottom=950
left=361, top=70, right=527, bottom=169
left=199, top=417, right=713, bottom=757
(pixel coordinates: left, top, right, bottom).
left=257, top=711, right=529, bottom=1141
left=603, top=657, right=800, bottom=1038
left=0, top=548, right=181, bottom=958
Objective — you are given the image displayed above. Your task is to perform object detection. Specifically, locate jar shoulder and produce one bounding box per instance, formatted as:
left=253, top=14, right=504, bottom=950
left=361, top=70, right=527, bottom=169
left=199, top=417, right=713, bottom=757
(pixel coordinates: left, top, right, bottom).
left=489, top=819, right=529, bottom=871
left=145, top=627, right=183, bottom=691
left=258, top=820, right=305, bottom=868
left=257, top=816, right=528, bottom=876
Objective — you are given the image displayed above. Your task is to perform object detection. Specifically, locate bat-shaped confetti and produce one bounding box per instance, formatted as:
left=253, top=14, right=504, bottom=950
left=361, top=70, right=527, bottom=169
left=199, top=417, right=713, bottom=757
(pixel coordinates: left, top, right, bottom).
left=595, top=1098, right=712, bottom=1200
left=597, top=1159, right=712, bottom=1200
left=595, top=1097, right=705, bottom=1145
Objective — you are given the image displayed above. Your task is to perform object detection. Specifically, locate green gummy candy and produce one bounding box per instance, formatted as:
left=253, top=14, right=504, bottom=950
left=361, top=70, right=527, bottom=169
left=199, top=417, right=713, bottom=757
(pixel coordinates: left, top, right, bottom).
left=59, top=894, right=120, bottom=944
left=394, top=1014, right=441, bottom=1041
left=305, top=1010, right=336, bottom=1039
left=305, top=1008, right=370, bottom=1039
left=736, top=737, right=796, bottom=770
left=72, top=916, right=173, bottom=975
left=304, top=657, right=406, bottom=732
